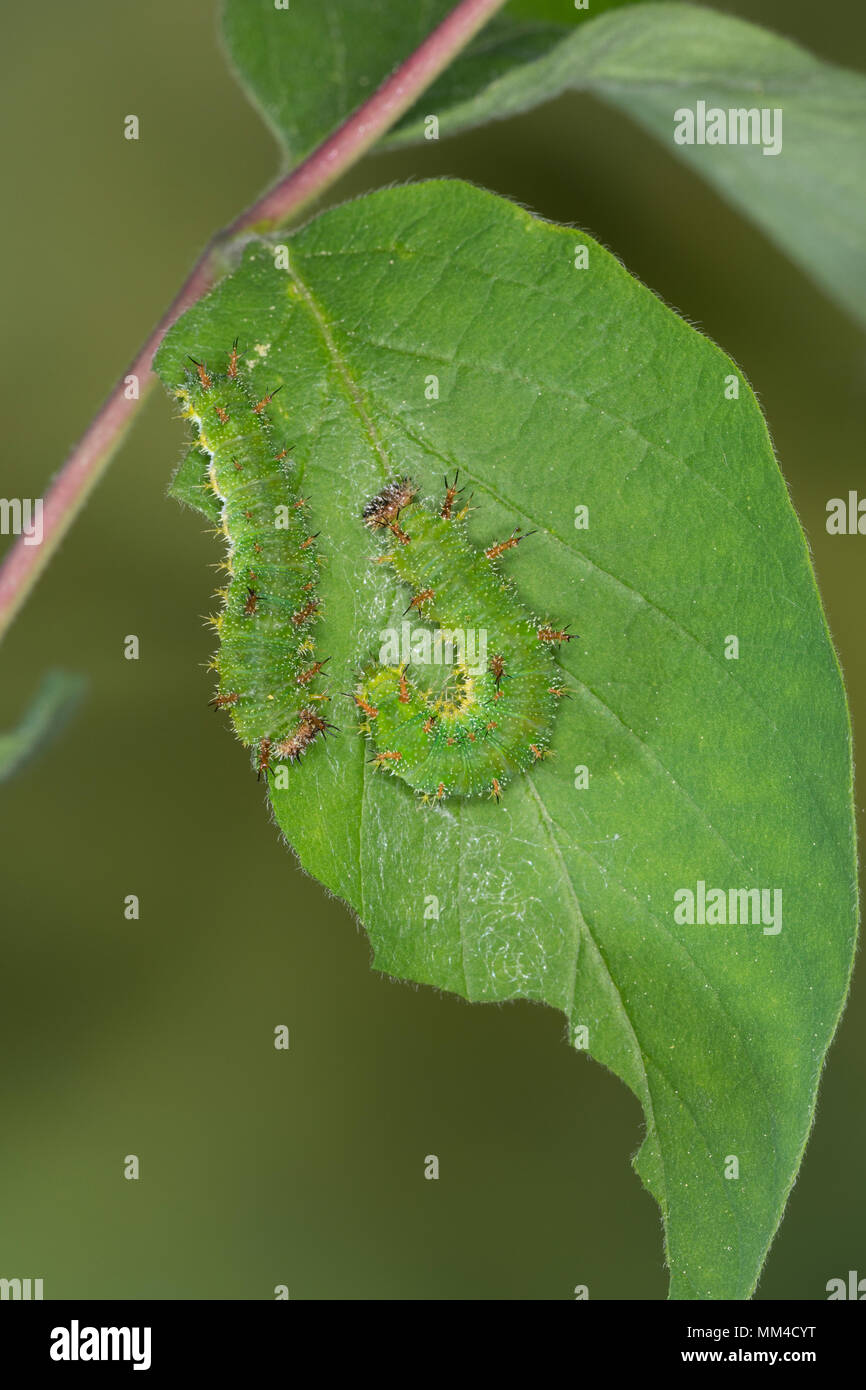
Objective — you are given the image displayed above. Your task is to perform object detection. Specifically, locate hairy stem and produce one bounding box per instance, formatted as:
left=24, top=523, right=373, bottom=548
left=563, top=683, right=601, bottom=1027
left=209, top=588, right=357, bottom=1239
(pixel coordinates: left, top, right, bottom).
left=0, top=0, right=508, bottom=645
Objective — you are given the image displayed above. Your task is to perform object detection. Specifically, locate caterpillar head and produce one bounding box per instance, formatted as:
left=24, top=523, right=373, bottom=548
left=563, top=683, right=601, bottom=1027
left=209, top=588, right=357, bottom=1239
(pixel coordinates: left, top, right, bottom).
left=362, top=478, right=417, bottom=530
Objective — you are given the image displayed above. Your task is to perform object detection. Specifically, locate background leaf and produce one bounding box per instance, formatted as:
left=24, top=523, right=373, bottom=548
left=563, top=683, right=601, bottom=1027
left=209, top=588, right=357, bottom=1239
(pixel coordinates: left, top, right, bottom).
left=0, top=670, right=85, bottom=784
left=156, top=179, right=856, bottom=1298
left=390, top=3, right=866, bottom=327
left=222, top=0, right=866, bottom=325
left=219, top=0, right=633, bottom=168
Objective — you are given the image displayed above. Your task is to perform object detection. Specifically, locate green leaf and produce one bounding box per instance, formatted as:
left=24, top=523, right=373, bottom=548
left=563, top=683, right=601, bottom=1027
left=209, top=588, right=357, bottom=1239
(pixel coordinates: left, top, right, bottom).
left=219, top=0, right=628, bottom=168
left=220, top=0, right=457, bottom=168
left=0, top=671, right=86, bottom=784
left=170, top=445, right=221, bottom=524
left=388, top=3, right=866, bottom=326
left=222, top=0, right=866, bottom=325
left=156, top=180, right=856, bottom=1299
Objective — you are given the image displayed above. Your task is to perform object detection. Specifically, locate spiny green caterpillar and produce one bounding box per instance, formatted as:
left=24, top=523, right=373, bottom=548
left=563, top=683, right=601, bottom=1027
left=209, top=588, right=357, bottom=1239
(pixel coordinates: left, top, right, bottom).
left=354, top=476, right=571, bottom=802
left=175, top=344, right=334, bottom=778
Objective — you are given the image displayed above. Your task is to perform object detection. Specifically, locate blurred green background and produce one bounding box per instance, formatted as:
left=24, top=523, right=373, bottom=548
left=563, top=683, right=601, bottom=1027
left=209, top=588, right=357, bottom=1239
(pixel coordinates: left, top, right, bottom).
left=1, top=0, right=863, bottom=1300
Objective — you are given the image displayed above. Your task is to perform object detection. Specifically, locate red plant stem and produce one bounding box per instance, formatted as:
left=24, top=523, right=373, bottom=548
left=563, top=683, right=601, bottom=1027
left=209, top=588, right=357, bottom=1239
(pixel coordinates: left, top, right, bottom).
left=0, top=0, right=508, bottom=644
